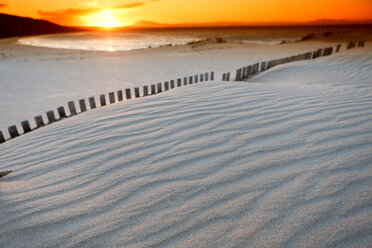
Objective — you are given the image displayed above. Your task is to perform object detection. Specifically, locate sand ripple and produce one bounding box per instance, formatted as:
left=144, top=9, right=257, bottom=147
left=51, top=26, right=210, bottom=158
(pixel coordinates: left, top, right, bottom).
left=0, top=49, right=372, bottom=247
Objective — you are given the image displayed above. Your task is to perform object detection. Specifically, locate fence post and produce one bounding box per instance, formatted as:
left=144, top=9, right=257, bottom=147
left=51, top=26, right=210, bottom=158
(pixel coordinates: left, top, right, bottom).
left=117, top=90, right=123, bottom=101
left=79, top=99, right=87, bottom=112
left=260, top=62, right=267, bottom=71
left=21, top=120, right=32, bottom=133
left=183, top=77, right=187, bottom=86
left=89, top=97, right=96, bottom=109
left=226, top=73, right=230, bottom=81
left=143, top=86, right=149, bottom=96
left=164, top=82, right=169, bottom=91
left=8, top=125, right=19, bottom=138
left=0, top=131, right=5, bottom=144
left=35, top=115, right=45, bottom=128
left=205, top=72, right=209, bottom=81
left=135, top=87, right=140, bottom=97
left=57, top=106, right=67, bottom=119
left=200, top=74, right=204, bottom=82
left=170, top=80, right=175, bottom=89
left=68, top=101, right=77, bottom=116
left=46, top=111, right=56, bottom=124
left=194, top=75, right=199, bottom=83
left=336, top=44, right=341, bottom=52
left=157, top=83, right=162, bottom=93
left=189, top=76, right=193, bottom=84
left=126, top=89, right=132, bottom=99
left=347, top=41, right=356, bottom=49
left=211, top=71, right=214, bottom=81
left=100, top=94, right=106, bottom=106
left=151, top=84, right=156, bottom=94
left=109, top=92, right=115, bottom=104
left=357, top=41, right=365, bottom=47
left=235, top=68, right=242, bottom=81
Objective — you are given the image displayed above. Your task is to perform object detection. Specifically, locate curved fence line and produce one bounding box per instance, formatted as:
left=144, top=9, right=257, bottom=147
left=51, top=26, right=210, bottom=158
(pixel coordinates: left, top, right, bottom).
left=221, top=41, right=365, bottom=82
left=0, top=72, right=215, bottom=144
left=0, top=40, right=366, bottom=145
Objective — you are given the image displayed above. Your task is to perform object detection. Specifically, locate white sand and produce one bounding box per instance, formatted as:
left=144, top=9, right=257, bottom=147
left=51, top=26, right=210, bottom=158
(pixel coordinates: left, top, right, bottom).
left=0, top=40, right=372, bottom=247
left=0, top=38, right=334, bottom=135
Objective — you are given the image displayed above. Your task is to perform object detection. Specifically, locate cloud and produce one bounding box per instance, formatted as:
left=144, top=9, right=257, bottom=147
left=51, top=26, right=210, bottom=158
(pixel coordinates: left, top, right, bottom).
left=38, top=2, right=145, bottom=26
left=38, top=8, right=99, bottom=26
left=0, top=3, right=8, bottom=8
left=114, top=2, right=144, bottom=9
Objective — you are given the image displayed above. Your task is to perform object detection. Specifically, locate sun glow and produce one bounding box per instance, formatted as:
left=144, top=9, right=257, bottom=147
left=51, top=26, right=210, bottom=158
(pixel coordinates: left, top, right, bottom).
left=82, top=9, right=123, bottom=28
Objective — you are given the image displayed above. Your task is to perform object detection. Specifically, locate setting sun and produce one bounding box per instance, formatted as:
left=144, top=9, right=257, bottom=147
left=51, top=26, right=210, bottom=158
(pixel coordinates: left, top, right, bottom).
left=82, top=9, right=123, bottom=28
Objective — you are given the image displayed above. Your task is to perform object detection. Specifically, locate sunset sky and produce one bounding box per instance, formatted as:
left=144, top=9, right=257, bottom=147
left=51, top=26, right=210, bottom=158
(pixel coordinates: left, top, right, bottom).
left=0, top=0, right=371, bottom=27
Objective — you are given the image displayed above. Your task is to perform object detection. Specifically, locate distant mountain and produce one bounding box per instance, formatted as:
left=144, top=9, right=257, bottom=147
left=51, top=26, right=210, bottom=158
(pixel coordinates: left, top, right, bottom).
left=0, top=13, right=82, bottom=38
left=131, top=19, right=372, bottom=28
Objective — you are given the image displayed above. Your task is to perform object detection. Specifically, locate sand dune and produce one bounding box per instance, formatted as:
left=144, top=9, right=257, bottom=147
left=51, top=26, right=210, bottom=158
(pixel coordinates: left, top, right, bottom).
left=0, top=39, right=335, bottom=134
left=0, top=45, right=371, bottom=247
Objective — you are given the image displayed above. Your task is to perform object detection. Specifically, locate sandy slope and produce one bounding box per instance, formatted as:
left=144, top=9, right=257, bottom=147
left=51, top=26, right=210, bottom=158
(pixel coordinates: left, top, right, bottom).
left=0, top=38, right=335, bottom=135
left=0, top=45, right=371, bottom=247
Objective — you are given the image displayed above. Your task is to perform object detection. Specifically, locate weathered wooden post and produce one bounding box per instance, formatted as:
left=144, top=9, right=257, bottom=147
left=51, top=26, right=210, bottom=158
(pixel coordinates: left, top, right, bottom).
left=347, top=41, right=356, bottom=49
left=170, top=80, right=175, bottom=89
left=260, top=62, right=267, bottom=71
left=322, top=47, right=333, bottom=56
left=0, top=131, right=5, bottom=144
left=226, top=73, right=230, bottom=81
left=336, top=44, right=341, bottom=52
left=357, top=41, right=365, bottom=47
left=126, top=89, right=132, bottom=99
left=135, top=87, right=140, bottom=97
left=205, top=72, right=209, bottom=81
left=254, top=63, right=260, bottom=74
left=157, top=83, right=162, bottom=93
left=222, top=73, right=226, bottom=81
left=177, top=78, right=182, bottom=87
left=57, top=106, right=67, bottom=119
left=194, top=75, right=199, bottom=83
left=243, top=67, right=247, bottom=79
left=143, top=86, right=149, bottom=96
left=21, top=120, right=32, bottom=133
left=46, top=111, right=56, bottom=124
left=109, top=92, right=115, bottom=104
left=117, top=90, right=123, bottom=101
left=200, top=74, right=204, bottom=82
left=79, top=99, right=87, bottom=112
left=8, top=125, right=19, bottom=138
left=183, top=77, right=187, bottom=86
left=211, top=71, right=214, bottom=81
left=89, top=97, right=96, bottom=109
left=35, top=115, right=45, bottom=128
left=151, top=84, right=156, bottom=94
left=100, top=94, right=106, bottom=106
left=235, top=68, right=242, bottom=81
left=164, top=82, right=169, bottom=91
left=68, top=101, right=77, bottom=116
left=189, top=76, right=193, bottom=84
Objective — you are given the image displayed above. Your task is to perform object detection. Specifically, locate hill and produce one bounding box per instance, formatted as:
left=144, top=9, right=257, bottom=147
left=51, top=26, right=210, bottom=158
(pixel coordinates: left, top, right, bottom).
left=0, top=13, right=82, bottom=38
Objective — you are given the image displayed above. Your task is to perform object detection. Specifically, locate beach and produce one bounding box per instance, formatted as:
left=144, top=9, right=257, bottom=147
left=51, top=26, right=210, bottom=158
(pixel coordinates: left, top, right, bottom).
left=0, top=29, right=372, bottom=247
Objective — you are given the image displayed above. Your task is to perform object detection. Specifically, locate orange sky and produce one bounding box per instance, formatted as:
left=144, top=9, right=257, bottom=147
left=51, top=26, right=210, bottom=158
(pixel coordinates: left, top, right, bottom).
left=1, top=0, right=371, bottom=27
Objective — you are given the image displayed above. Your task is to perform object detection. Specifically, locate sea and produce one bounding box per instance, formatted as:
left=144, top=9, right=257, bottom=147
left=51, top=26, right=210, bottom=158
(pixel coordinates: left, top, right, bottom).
left=16, top=26, right=366, bottom=52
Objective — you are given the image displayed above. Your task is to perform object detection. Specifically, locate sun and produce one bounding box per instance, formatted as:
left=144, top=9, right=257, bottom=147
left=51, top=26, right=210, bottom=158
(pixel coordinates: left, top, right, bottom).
left=82, top=9, right=123, bottom=28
